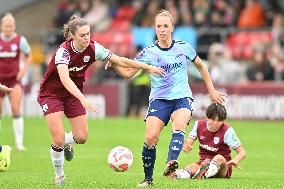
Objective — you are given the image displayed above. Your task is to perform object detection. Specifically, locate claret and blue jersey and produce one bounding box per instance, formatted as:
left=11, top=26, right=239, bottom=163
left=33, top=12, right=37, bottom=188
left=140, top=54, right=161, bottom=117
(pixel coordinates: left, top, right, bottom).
left=135, top=40, right=197, bottom=101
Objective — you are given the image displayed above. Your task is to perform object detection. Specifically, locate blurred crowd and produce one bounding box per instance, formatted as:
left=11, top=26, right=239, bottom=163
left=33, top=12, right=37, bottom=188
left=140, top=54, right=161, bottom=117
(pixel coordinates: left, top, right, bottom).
left=38, top=0, right=284, bottom=113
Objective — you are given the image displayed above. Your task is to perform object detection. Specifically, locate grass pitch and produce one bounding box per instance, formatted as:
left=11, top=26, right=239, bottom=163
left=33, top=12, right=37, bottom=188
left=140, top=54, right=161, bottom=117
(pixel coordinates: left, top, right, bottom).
left=0, top=117, right=284, bottom=189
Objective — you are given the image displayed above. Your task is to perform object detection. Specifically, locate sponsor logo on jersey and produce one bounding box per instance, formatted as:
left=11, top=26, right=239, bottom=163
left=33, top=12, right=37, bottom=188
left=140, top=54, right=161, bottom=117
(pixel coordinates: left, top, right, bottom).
left=83, top=56, right=90, bottom=62
left=69, top=65, right=86, bottom=72
left=200, top=144, right=218, bottom=152
left=214, top=137, right=220, bottom=144
left=10, top=44, right=17, bottom=51
left=0, top=51, right=17, bottom=58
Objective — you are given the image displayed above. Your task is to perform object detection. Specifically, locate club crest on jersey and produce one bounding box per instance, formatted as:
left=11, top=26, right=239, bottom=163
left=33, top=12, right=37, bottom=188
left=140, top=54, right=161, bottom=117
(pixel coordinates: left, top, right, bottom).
left=214, top=137, right=220, bottom=144
left=10, top=44, right=17, bottom=51
left=83, top=56, right=90, bottom=62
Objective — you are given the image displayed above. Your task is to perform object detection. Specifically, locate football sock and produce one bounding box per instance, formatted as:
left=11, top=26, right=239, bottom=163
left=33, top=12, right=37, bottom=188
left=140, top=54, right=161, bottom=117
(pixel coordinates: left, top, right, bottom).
left=50, top=144, right=64, bottom=177
left=175, top=168, right=192, bottom=179
left=12, top=117, right=24, bottom=148
left=205, top=160, right=220, bottom=178
left=167, top=130, right=185, bottom=162
left=142, top=143, right=156, bottom=181
left=64, top=132, right=78, bottom=144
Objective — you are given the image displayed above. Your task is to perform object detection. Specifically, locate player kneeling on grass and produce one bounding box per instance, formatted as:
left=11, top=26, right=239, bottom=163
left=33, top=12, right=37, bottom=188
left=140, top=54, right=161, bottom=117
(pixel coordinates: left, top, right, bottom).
left=173, top=103, right=246, bottom=179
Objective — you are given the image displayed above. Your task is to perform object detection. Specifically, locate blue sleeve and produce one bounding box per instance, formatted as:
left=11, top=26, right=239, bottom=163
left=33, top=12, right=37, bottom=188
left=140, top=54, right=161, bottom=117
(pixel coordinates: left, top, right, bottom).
left=224, top=127, right=241, bottom=149
left=94, top=41, right=112, bottom=61
left=185, top=42, right=197, bottom=62
left=134, top=48, right=151, bottom=65
left=188, top=121, right=198, bottom=140
left=19, top=36, right=31, bottom=55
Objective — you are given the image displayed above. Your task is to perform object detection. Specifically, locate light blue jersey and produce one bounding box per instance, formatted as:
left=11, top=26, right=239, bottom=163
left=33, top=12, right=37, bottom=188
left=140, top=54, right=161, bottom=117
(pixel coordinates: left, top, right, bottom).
left=135, top=40, right=197, bottom=100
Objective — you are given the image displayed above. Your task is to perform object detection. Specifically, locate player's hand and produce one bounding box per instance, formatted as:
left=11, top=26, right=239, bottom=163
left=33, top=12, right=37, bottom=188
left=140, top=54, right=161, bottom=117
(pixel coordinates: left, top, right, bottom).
left=209, top=90, right=227, bottom=104
left=105, top=61, right=114, bottom=70
left=147, top=65, right=166, bottom=77
left=227, top=159, right=241, bottom=169
left=0, top=84, right=14, bottom=93
left=182, top=143, right=192, bottom=153
left=80, top=98, right=98, bottom=113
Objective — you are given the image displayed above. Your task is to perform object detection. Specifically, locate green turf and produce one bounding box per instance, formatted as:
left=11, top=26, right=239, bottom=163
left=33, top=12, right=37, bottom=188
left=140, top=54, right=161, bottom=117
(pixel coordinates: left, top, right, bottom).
left=0, top=117, right=284, bottom=189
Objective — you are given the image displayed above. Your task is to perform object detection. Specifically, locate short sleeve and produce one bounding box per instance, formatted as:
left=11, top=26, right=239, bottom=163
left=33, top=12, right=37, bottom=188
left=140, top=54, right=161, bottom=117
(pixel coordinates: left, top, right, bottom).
left=94, top=41, right=112, bottom=61
left=134, top=49, right=150, bottom=65
left=224, top=127, right=241, bottom=149
left=55, top=47, right=70, bottom=65
left=188, top=121, right=198, bottom=140
left=185, top=42, right=197, bottom=62
left=19, top=36, right=31, bottom=55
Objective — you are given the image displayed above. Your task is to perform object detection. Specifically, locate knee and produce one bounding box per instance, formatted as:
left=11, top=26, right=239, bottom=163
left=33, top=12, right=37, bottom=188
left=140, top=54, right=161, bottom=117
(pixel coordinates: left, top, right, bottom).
left=213, top=154, right=226, bottom=163
left=74, top=133, right=88, bottom=144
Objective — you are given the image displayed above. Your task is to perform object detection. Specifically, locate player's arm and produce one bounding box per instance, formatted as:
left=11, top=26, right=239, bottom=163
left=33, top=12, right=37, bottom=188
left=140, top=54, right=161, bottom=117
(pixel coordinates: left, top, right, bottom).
left=57, top=64, right=97, bottom=113
left=0, top=83, right=13, bottom=93
left=17, top=37, right=32, bottom=81
left=183, top=120, right=198, bottom=153
left=193, top=56, right=226, bottom=104
left=183, top=137, right=195, bottom=153
left=105, top=61, right=139, bottom=79
left=227, top=145, right=246, bottom=169
left=108, top=54, right=165, bottom=77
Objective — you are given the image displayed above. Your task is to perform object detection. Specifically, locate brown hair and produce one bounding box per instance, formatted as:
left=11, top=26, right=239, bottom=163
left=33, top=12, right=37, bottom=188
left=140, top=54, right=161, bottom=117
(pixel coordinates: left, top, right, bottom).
left=206, top=103, right=227, bottom=121
left=155, top=9, right=174, bottom=25
left=63, top=15, right=88, bottom=40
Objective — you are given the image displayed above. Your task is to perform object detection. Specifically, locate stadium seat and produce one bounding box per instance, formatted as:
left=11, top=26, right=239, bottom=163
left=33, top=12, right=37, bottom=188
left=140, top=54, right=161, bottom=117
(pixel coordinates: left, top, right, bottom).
left=173, top=27, right=197, bottom=49
left=225, top=31, right=272, bottom=59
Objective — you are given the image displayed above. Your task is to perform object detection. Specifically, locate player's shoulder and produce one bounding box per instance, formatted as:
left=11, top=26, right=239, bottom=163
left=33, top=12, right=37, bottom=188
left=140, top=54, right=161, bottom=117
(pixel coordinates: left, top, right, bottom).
left=143, top=43, right=156, bottom=52
left=222, top=122, right=231, bottom=130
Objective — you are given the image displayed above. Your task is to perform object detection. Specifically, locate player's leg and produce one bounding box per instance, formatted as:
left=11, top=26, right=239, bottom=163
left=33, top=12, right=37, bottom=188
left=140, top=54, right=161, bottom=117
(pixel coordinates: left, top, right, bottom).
left=45, top=111, right=66, bottom=186
left=8, top=84, right=25, bottom=151
left=137, top=116, right=164, bottom=187
left=205, top=154, right=228, bottom=178
left=167, top=98, right=193, bottom=162
left=175, top=163, right=200, bottom=179
left=64, top=96, right=88, bottom=161
left=164, top=98, right=193, bottom=177
left=65, top=114, right=88, bottom=161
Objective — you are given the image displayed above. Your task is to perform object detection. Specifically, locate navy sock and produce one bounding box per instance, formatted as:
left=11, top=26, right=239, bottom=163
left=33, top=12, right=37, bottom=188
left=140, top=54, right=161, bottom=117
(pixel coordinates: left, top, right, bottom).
left=167, top=130, right=185, bottom=162
left=142, top=143, right=156, bottom=181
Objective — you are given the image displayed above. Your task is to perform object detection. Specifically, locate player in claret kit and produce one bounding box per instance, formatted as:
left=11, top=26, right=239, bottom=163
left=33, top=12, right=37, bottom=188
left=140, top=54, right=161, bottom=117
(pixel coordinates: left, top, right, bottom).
left=0, top=13, right=32, bottom=151
left=37, top=15, right=165, bottom=186
left=173, top=103, right=246, bottom=179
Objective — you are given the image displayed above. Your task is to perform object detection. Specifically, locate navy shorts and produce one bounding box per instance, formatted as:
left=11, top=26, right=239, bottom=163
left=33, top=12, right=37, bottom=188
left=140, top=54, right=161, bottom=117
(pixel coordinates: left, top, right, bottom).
left=145, top=97, right=194, bottom=125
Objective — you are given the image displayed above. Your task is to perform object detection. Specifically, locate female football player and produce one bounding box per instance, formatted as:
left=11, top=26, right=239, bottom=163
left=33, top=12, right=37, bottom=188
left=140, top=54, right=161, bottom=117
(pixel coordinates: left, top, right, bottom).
left=37, top=15, right=165, bottom=186
left=174, top=103, right=246, bottom=179
left=106, top=10, right=226, bottom=187
left=0, top=13, right=32, bottom=151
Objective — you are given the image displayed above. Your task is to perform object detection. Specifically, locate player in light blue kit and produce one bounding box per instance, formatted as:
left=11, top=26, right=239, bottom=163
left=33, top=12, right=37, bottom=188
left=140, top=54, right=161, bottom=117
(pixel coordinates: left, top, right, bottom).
left=107, top=10, right=226, bottom=187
